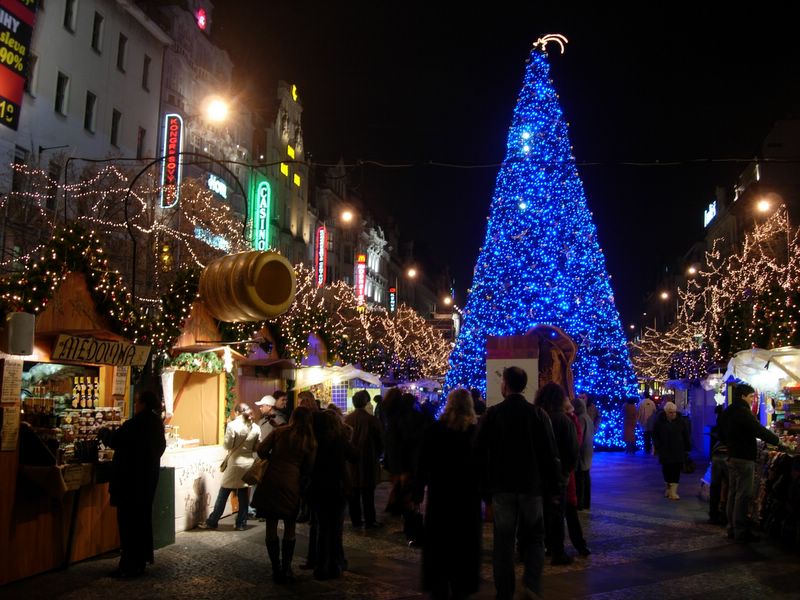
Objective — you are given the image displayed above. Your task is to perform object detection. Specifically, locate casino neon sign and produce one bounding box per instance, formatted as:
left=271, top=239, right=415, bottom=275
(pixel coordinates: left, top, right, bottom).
left=160, top=113, right=183, bottom=208
left=248, top=176, right=271, bottom=250
left=315, top=226, right=327, bottom=287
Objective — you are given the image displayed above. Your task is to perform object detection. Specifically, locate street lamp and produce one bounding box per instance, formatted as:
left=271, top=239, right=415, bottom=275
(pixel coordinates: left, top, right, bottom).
left=443, top=296, right=452, bottom=306
left=341, top=210, right=354, bottom=223
left=756, top=198, right=771, bottom=213
left=686, top=265, right=698, bottom=276
left=660, top=291, right=669, bottom=300
left=204, top=96, right=229, bottom=123
left=407, top=267, right=417, bottom=279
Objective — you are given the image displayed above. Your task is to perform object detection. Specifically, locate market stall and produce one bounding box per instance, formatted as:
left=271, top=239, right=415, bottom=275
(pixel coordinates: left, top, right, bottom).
left=293, top=364, right=382, bottom=412
left=159, top=301, right=238, bottom=533
left=723, top=346, right=800, bottom=545
left=0, top=272, right=146, bottom=585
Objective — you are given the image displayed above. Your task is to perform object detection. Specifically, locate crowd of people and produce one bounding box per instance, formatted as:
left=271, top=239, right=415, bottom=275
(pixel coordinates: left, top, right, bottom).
left=105, top=374, right=788, bottom=597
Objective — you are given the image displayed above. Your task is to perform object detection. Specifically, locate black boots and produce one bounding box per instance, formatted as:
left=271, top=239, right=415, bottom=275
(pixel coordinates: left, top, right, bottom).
left=266, top=539, right=284, bottom=584
left=282, top=538, right=296, bottom=582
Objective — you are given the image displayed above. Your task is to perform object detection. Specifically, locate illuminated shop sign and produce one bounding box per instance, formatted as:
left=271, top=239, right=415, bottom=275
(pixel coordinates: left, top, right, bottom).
left=355, top=253, right=367, bottom=307
left=194, top=226, right=230, bottom=252
left=389, top=287, right=397, bottom=313
left=315, top=226, right=327, bottom=287
left=160, top=113, right=183, bottom=208
left=248, top=174, right=271, bottom=250
left=0, top=0, right=38, bottom=131
left=195, top=8, right=207, bottom=30
left=207, top=173, right=228, bottom=199
left=703, top=200, right=717, bottom=228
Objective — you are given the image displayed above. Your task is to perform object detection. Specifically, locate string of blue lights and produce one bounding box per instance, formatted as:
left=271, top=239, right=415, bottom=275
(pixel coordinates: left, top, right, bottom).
left=444, top=44, right=639, bottom=447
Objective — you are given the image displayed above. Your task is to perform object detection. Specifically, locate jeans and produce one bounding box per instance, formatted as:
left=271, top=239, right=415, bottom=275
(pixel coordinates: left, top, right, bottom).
left=726, top=458, right=755, bottom=539
left=207, top=487, right=250, bottom=529
left=710, top=453, right=729, bottom=521
left=544, top=488, right=566, bottom=557
left=492, top=493, right=545, bottom=599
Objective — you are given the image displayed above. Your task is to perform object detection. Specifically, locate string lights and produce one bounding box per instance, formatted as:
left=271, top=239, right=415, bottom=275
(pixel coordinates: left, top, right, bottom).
left=443, top=41, right=638, bottom=447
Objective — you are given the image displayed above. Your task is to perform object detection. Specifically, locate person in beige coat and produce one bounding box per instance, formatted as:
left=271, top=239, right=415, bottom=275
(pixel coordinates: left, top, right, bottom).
left=199, top=403, right=260, bottom=530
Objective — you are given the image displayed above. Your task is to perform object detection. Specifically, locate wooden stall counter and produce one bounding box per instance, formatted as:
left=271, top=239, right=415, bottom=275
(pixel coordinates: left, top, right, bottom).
left=162, top=444, right=227, bottom=533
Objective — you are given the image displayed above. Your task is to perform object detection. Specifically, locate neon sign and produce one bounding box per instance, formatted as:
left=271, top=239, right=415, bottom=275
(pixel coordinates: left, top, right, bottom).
left=315, top=226, right=327, bottom=287
left=248, top=174, right=271, bottom=250
left=703, top=200, right=717, bottom=228
left=207, top=173, right=228, bottom=199
left=194, top=227, right=230, bottom=252
left=196, top=8, right=207, bottom=30
left=160, top=113, right=183, bottom=208
left=389, top=287, right=397, bottom=313
left=355, top=253, right=367, bottom=307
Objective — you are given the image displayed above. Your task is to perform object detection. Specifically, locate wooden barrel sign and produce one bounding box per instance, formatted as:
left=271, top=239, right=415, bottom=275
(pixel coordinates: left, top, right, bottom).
left=199, top=251, right=296, bottom=322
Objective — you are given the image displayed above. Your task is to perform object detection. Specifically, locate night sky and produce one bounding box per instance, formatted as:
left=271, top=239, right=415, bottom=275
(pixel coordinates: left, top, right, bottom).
left=212, top=2, right=800, bottom=327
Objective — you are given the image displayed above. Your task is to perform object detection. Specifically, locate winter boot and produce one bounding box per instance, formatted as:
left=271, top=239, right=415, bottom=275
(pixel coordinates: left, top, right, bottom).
left=282, top=538, right=296, bottom=582
left=266, top=539, right=285, bottom=584
left=668, top=483, right=680, bottom=501
left=664, top=482, right=670, bottom=498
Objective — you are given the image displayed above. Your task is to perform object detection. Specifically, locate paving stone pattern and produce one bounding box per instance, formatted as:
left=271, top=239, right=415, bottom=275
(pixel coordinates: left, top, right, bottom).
left=3, top=452, right=799, bottom=599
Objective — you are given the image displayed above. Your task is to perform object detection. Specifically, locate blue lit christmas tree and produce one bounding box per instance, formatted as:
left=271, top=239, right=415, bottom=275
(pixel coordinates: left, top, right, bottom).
left=445, top=35, right=639, bottom=447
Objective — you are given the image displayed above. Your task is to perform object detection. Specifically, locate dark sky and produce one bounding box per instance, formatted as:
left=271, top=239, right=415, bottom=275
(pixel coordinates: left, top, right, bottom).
left=212, top=2, right=800, bottom=327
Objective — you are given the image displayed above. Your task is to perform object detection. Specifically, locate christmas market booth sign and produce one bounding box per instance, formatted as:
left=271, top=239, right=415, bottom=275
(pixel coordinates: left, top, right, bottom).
left=51, top=335, right=151, bottom=367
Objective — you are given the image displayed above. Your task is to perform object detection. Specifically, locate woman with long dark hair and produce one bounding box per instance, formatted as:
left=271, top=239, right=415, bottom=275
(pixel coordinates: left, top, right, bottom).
left=415, top=388, right=481, bottom=599
left=251, top=406, right=316, bottom=583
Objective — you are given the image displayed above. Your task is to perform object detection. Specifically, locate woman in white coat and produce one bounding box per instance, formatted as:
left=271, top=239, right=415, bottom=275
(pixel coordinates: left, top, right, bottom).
left=200, top=403, right=261, bottom=530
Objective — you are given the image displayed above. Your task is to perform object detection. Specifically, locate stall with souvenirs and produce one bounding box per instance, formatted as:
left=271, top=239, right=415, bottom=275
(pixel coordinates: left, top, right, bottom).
left=0, top=272, right=145, bottom=585
left=724, top=346, right=800, bottom=545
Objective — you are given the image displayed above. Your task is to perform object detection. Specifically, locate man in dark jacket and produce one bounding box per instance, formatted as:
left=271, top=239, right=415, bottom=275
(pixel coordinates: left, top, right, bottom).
left=474, top=367, right=560, bottom=600
left=718, top=383, right=781, bottom=542
left=344, top=390, right=384, bottom=528
left=100, top=390, right=166, bottom=578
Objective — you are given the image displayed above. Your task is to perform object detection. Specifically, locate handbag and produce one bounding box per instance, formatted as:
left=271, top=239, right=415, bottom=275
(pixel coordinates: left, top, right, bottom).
left=219, top=432, right=246, bottom=472
left=242, top=457, right=269, bottom=486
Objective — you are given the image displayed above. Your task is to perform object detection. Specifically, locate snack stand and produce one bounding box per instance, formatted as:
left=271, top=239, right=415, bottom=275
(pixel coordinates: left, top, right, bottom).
left=0, top=272, right=146, bottom=585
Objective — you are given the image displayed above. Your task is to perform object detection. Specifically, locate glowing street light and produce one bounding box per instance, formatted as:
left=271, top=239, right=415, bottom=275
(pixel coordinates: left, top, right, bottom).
left=406, top=267, right=417, bottom=279
left=205, top=96, right=229, bottom=123
left=756, top=198, right=772, bottom=213
left=629, top=324, right=635, bottom=330
left=660, top=291, right=669, bottom=300
left=443, top=296, right=453, bottom=306
left=341, top=210, right=354, bottom=223
left=687, top=265, right=698, bottom=276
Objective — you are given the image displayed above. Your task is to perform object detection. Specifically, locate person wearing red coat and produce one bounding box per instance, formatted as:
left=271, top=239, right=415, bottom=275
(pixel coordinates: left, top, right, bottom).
left=564, top=402, right=590, bottom=556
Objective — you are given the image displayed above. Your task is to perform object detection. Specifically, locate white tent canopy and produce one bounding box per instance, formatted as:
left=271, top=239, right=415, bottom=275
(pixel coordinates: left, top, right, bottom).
left=724, top=346, right=800, bottom=392
left=291, top=365, right=382, bottom=390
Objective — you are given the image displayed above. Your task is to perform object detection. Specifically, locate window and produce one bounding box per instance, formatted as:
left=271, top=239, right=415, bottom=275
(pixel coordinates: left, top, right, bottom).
left=55, top=72, right=69, bottom=115
left=116, top=34, right=127, bottom=71
left=142, top=55, right=151, bottom=91
left=136, top=127, right=146, bottom=159
left=91, top=12, right=103, bottom=52
left=23, top=53, right=38, bottom=95
left=11, top=146, right=29, bottom=192
left=110, top=109, right=121, bottom=146
left=83, top=91, right=97, bottom=132
left=64, top=0, right=77, bottom=32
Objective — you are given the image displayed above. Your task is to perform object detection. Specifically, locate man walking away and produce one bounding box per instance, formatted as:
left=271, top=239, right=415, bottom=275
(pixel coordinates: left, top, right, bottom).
left=474, top=366, right=560, bottom=600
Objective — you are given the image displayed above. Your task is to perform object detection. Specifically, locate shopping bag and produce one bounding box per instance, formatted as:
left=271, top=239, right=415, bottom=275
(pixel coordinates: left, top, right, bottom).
left=242, top=457, right=268, bottom=486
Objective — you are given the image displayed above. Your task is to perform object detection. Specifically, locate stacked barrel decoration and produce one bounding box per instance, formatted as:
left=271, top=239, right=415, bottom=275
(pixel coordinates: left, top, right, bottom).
left=199, top=251, right=297, bottom=322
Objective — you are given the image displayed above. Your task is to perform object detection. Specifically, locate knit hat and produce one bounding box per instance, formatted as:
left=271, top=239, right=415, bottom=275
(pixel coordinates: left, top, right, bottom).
left=256, top=395, right=276, bottom=407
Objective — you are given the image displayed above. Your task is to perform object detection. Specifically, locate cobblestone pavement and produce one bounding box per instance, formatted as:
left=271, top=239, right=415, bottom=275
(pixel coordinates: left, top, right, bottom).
left=4, top=452, right=800, bottom=599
